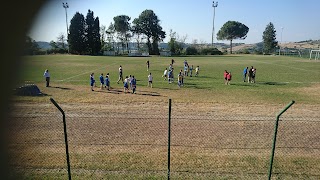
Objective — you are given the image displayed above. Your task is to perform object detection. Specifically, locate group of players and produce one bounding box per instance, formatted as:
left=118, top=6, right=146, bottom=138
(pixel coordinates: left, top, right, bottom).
left=89, top=59, right=256, bottom=92
left=89, top=59, right=201, bottom=92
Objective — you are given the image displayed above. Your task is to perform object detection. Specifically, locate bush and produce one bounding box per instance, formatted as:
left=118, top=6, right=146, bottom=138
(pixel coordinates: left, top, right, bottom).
left=186, top=46, right=198, bottom=55
left=200, top=48, right=223, bottom=55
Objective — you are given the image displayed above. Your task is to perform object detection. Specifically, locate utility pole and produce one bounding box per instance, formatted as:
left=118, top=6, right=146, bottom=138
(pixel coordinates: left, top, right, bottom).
left=211, top=1, right=218, bottom=47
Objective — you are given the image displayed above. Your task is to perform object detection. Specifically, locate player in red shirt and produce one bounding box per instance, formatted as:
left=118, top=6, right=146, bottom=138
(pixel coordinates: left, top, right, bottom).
left=226, top=72, right=232, bottom=85
left=224, top=70, right=228, bottom=85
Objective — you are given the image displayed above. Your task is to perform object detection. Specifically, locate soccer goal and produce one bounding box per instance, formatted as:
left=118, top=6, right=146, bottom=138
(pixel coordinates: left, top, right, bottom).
left=309, top=49, right=320, bottom=60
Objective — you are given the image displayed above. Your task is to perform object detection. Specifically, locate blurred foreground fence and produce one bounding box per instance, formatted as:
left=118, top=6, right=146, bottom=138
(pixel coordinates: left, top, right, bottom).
left=8, top=100, right=320, bottom=179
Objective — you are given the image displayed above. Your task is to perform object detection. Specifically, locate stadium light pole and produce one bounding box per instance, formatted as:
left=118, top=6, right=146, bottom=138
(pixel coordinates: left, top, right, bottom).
left=62, top=2, right=69, bottom=53
left=279, top=27, right=283, bottom=56
left=211, top=1, right=218, bottom=47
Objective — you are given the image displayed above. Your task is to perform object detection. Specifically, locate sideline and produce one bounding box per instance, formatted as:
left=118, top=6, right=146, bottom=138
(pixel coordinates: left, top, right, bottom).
left=58, top=62, right=118, bottom=82
left=251, top=60, right=320, bottom=74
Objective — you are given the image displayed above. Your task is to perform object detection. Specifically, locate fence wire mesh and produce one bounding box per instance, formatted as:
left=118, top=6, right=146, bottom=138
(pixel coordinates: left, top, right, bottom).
left=7, top=102, right=320, bottom=179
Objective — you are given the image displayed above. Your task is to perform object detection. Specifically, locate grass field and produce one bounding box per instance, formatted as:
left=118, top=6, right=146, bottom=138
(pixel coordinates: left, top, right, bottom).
left=17, top=54, right=320, bottom=105
left=9, top=54, right=320, bottom=179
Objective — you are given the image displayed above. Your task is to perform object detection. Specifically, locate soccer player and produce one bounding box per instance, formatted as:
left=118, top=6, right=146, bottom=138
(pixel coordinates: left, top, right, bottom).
left=148, top=73, right=153, bottom=88
left=146, top=60, right=150, bottom=71
left=43, top=69, right=50, bottom=87
left=189, top=65, right=193, bottom=77
left=178, top=72, right=183, bottom=88
left=123, top=76, right=129, bottom=93
left=90, top=73, right=95, bottom=91
left=105, top=73, right=110, bottom=90
left=226, top=71, right=232, bottom=85
left=243, top=67, right=248, bottom=82
left=117, top=65, right=123, bottom=84
left=195, top=66, right=200, bottom=76
left=163, top=68, right=168, bottom=80
left=131, top=75, right=137, bottom=94
left=224, top=70, right=228, bottom=85
left=99, top=73, right=104, bottom=89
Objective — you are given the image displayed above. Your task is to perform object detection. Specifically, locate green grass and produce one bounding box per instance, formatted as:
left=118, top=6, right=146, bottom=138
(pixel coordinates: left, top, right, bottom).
left=17, top=54, right=320, bottom=104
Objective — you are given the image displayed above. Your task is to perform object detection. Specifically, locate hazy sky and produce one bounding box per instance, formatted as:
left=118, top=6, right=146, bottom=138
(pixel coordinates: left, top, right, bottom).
left=28, top=0, right=320, bottom=44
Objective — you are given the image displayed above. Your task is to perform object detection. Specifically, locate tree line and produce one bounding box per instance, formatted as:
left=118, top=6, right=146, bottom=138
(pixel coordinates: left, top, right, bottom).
left=24, top=8, right=280, bottom=55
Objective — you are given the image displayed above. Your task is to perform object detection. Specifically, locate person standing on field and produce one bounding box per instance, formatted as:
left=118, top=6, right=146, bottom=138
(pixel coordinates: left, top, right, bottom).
left=90, top=73, right=95, bottom=91
left=99, top=73, right=104, bottom=89
left=251, top=68, right=256, bottom=83
left=178, top=72, right=183, bottom=88
left=248, top=66, right=253, bottom=83
left=105, top=73, right=110, bottom=90
left=148, top=73, right=153, bottom=88
left=43, top=69, right=50, bottom=87
left=131, top=75, right=137, bottom=94
left=117, top=65, right=123, bottom=84
left=163, top=68, right=168, bottom=80
left=224, top=70, right=228, bottom=85
left=243, top=67, right=248, bottom=82
left=195, top=66, right=200, bottom=76
left=226, top=71, right=232, bottom=85
left=189, top=65, right=193, bottom=77
left=146, top=60, right=150, bottom=71
left=123, top=76, right=129, bottom=93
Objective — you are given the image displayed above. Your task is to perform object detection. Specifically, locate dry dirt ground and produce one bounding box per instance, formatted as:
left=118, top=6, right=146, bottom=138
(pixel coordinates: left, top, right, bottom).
left=7, top=83, right=320, bottom=179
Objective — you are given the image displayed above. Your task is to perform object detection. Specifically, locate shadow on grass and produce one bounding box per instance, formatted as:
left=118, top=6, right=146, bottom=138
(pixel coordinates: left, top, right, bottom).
left=257, top=81, right=287, bottom=86
left=94, top=88, right=162, bottom=96
left=14, top=92, right=49, bottom=97
left=51, top=86, right=72, bottom=90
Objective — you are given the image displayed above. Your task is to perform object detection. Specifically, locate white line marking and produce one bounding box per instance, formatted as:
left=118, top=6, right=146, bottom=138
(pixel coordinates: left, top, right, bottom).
left=252, top=60, right=320, bottom=73
left=58, top=62, right=118, bottom=81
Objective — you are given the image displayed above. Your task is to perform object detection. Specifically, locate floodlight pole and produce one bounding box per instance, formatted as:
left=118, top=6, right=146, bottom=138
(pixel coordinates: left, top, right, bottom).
left=63, top=2, right=69, bottom=53
left=279, top=27, right=283, bottom=56
left=211, top=1, right=218, bottom=47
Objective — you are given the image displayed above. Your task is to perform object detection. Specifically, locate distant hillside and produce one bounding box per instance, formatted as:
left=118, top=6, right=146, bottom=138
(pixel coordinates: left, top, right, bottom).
left=36, top=39, right=320, bottom=52
left=36, top=41, right=51, bottom=50
left=229, top=39, right=320, bottom=53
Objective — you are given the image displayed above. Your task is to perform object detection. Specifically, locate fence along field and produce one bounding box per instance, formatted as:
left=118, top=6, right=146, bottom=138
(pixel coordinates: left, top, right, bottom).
left=8, top=54, right=320, bottom=179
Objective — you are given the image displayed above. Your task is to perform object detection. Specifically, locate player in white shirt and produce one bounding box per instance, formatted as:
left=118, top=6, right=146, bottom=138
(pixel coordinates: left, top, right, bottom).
left=148, top=73, right=153, bottom=88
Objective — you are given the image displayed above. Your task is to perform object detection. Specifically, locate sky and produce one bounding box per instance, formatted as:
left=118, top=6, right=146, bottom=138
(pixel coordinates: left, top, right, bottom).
left=28, top=0, right=320, bottom=44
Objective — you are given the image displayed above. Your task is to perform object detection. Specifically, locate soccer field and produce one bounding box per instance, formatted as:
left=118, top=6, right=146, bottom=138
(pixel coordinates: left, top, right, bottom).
left=18, top=54, right=320, bottom=105
left=9, top=54, right=320, bottom=179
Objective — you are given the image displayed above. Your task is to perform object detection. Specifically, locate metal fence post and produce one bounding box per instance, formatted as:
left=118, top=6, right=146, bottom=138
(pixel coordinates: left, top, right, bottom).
left=268, top=100, right=295, bottom=180
left=167, top=99, right=172, bottom=180
left=50, top=98, right=72, bottom=180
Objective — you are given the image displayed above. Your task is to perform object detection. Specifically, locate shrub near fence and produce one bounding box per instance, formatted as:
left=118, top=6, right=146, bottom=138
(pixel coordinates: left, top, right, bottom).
left=7, top=100, right=320, bottom=179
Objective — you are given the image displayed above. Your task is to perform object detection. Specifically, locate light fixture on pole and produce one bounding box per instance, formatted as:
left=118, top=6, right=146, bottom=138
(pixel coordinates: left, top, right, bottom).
left=211, top=1, right=218, bottom=47
left=62, top=2, right=69, bottom=53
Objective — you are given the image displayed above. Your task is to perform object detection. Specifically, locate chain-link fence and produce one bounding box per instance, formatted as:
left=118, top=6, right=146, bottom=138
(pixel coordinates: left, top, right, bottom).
left=7, top=101, right=320, bottom=179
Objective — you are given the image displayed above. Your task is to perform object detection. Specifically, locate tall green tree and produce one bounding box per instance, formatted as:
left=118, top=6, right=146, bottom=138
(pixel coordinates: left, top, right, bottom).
left=69, top=12, right=86, bottom=54
left=217, top=21, right=249, bottom=54
left=92, top=17, right=101, bottom=55
left=85, top=10, right=95, bottom=54
left=167, top=29, right=187, bottom=55
left=262, top=22, right=278, bottom=54
left=85, top=10, right=101, bottom=55
left=132, top=9, right=166, bottom=55
left=113, top=15, right=131, bottom=53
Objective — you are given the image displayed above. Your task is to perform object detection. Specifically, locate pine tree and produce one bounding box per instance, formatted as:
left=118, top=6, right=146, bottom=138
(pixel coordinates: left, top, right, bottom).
left=262, top=22, right=278, bottom=54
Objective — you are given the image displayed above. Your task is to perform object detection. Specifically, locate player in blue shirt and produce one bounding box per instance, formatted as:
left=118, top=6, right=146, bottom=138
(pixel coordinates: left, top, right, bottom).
left=99, top=73, right=104, bottom=89
left=90, top=73, right=95, bottom=91
left=243, top=67, right=248, bottom=82
left=105, top=73, right=110, bottom=90
left=131, top=75, right=137, bottom=94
